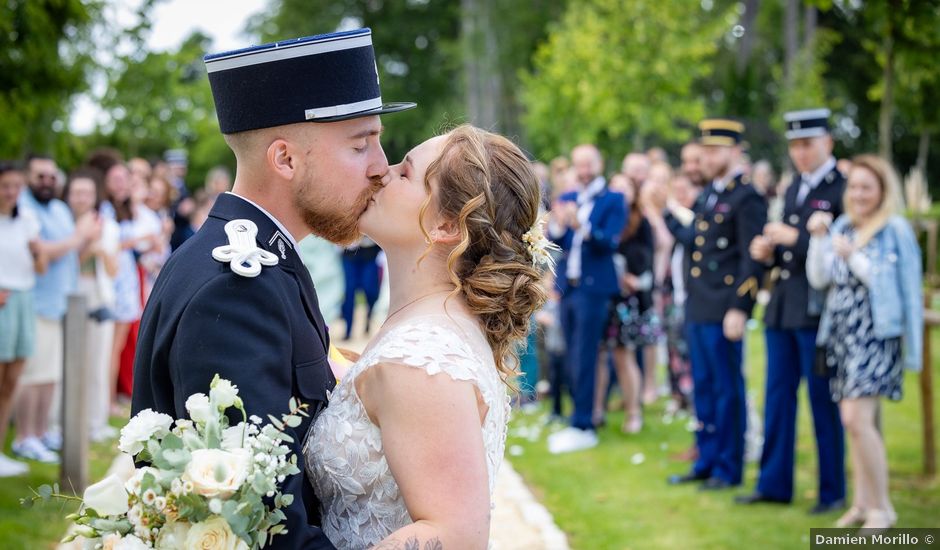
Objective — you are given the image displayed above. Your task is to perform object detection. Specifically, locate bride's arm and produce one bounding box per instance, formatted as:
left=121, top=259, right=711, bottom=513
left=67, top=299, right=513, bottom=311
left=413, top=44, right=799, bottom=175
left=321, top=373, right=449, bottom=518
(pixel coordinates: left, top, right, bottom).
left=358, top=362, right=491, bottom=550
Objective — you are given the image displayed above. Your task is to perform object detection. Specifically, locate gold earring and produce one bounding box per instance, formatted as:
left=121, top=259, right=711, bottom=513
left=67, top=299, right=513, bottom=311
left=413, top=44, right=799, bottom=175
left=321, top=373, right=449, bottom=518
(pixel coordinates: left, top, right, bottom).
left=425, top=236, right=432, bottom=245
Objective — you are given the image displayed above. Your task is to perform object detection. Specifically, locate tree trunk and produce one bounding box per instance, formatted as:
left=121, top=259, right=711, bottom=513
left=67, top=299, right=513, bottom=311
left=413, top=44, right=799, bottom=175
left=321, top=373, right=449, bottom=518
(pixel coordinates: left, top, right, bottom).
left=784, top=0, right=799, bottom=84
left=736, top=0, right=760, bottom=75
left=461, top=0, right=501, bottom=130
left=878, top=15, right=895, bottom=162
left=917, top=128, right=930, bottom=176
left=803, top=3, right=817, bottom=46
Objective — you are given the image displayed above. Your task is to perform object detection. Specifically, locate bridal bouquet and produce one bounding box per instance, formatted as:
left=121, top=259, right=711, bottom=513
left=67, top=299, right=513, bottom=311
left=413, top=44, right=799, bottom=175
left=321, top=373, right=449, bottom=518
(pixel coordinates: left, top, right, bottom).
left=23, top=375, right=307, bottom=549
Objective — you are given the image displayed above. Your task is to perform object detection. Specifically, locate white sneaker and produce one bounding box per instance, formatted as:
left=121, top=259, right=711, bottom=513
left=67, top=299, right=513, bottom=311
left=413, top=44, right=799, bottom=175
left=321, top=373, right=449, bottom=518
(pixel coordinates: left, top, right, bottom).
left=91, top=425, right=118, bottom=442
left=12, top=437, right=60, bottom=464
left=0, top=453, right=29, bottom=477
left=41, top=430, right=62, bottom=451
left=547, top=426, right=598, bottom=454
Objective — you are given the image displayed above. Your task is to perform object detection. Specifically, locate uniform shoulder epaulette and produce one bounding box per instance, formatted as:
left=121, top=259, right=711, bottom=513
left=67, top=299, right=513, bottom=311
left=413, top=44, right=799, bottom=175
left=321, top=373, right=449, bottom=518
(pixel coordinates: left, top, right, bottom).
left=212, top=219, right=279, bottom=278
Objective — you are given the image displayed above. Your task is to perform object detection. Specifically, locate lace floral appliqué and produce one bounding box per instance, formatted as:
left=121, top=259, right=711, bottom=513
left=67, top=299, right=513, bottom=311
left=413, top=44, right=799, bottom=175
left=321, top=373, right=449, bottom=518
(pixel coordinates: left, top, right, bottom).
left=303, top=319, right=509, bottom=549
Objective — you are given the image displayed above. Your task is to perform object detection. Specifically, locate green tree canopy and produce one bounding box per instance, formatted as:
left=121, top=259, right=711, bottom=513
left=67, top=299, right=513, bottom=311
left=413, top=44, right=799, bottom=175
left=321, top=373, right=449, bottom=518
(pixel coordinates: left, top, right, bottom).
left=520, top=0, right=730, bottom=163
left=0, top=0, right=98, bottom=161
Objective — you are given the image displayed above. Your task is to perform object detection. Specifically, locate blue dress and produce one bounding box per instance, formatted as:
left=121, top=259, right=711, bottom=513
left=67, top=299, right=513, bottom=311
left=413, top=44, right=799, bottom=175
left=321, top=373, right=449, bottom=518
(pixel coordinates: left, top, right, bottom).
left=825, top=229, right=903, bottom=402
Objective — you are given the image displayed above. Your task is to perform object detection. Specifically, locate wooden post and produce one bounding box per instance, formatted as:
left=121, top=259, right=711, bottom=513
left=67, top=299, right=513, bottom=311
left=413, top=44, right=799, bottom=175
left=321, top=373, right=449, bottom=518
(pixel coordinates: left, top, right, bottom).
left=923, top=292, right=938, bottom=477
left=60, top=294, right=89, bottom=494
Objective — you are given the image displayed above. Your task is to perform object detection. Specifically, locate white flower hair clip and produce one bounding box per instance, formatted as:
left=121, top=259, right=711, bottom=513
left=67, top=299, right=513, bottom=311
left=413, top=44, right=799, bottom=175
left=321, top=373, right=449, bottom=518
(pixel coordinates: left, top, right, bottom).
left=522, top=214, right=560, bottom=272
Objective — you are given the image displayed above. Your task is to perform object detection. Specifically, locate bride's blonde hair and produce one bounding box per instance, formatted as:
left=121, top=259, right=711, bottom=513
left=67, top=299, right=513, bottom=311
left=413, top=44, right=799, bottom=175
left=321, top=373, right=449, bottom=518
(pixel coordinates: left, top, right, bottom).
left=418, top=125, right=547, bottom=382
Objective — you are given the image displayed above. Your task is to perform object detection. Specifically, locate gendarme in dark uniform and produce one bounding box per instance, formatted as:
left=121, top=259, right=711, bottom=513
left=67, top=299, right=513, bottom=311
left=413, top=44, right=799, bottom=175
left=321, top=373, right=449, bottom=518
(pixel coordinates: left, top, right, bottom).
left=737, top=108, right=846, bottom=513
left=665, top=119, right=767, bottom=490
left=132, top=29, right=415, bottom=550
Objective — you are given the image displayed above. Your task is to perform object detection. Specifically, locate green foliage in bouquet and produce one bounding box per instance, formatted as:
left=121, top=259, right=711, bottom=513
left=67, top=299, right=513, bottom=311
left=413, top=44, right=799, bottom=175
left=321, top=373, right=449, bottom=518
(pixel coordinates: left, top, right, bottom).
left=22, top=375, right=309, bottom=549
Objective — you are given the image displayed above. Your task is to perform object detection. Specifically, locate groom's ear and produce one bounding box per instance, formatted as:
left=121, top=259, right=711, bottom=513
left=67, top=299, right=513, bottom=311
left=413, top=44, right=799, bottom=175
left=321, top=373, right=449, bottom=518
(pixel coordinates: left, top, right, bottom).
left=267, top=138, right=296, bottom=179
left=429, top=217, right=461, bottom=246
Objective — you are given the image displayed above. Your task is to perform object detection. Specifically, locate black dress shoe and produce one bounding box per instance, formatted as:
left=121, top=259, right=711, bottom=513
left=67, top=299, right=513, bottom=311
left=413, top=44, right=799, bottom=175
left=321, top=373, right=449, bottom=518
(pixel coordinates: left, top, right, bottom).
left=734, top=492, right=789, bottom=505
left=809, top=499, right=846, bottom=515
left=699, top=477, right=736, bottom=491
left=667, top=471, right=709, bottom=485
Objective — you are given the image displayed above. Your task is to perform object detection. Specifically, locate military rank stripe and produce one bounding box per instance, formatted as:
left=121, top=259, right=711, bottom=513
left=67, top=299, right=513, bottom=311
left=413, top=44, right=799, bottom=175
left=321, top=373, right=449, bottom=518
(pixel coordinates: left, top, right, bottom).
left=737, top=277, right=758, bottom=299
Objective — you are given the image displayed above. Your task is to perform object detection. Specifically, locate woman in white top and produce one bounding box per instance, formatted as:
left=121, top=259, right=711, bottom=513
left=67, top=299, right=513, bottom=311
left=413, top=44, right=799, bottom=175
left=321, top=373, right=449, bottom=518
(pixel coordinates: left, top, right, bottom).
left=304, top=125, right=549, bottom=549
left=0, top=162, right=45, bottom=476
left=64, top=169, right=121, bottom=441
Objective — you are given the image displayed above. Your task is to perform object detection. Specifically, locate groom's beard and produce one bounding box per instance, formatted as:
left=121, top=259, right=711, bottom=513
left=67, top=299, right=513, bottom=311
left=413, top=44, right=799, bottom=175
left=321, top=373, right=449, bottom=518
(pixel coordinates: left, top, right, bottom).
left=298, top=175, right=384, bottom=246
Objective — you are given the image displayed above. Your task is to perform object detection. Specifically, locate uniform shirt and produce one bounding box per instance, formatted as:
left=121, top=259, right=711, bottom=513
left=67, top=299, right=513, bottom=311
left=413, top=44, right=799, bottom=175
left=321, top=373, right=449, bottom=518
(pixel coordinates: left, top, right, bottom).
left=795, top=157, right=837, bottom=206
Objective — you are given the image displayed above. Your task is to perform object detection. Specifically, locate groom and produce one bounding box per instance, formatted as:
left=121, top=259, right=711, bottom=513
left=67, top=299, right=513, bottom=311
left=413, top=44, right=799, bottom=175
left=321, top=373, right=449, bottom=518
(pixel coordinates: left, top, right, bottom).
left=132, top=29, right=415, bottom=549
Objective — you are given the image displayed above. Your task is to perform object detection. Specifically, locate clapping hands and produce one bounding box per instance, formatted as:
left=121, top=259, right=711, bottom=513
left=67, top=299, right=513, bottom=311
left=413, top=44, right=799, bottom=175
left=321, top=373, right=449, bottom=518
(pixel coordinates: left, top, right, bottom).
left=806, top=211, right=833, bottom=237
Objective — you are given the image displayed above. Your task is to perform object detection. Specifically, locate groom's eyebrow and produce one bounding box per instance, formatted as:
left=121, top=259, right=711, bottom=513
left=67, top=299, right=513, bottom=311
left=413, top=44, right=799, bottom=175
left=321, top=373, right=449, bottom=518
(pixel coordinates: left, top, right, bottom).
left=350, top=126, right=385, bottom=139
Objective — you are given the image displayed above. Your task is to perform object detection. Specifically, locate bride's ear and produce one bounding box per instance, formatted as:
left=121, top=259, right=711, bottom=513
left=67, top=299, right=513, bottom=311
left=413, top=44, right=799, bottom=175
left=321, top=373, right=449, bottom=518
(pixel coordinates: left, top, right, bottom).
left=428, top=217, right=461, bottom=246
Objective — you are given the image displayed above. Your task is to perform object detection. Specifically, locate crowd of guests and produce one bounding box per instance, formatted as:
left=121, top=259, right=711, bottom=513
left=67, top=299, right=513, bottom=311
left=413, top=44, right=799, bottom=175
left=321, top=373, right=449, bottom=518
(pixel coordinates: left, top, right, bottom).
left=0, top=149, right=231, bottom=477
left=525, top=109, right=923, bottom=531
left=0, top=110, right=927, bottom=533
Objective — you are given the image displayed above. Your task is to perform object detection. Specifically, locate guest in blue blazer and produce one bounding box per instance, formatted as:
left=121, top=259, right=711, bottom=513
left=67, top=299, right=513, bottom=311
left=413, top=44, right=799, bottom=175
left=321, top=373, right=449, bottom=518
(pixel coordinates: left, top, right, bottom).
left=546, top=144, right=627, bottom=454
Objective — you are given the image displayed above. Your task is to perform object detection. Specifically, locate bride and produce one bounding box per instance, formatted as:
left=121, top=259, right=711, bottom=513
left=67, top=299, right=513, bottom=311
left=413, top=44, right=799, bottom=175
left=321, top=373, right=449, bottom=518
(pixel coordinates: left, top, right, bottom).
left=304, top=124, right=549, bottom=549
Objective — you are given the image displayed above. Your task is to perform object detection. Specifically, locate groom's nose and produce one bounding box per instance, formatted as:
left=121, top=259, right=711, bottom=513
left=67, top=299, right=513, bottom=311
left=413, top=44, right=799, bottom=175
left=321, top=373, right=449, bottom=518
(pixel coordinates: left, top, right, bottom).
left=366, top=145, right=390, bottom=180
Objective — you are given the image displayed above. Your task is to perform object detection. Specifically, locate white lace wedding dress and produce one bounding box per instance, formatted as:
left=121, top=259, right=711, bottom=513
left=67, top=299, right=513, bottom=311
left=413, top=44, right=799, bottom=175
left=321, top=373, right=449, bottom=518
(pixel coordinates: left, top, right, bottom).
left=303, top=314, right=509, bottom=549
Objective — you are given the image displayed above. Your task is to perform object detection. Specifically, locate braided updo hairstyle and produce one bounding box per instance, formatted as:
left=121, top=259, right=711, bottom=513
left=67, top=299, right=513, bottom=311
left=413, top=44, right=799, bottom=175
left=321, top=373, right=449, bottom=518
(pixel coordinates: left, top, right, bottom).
left=418, top=124, right=548, bottom=382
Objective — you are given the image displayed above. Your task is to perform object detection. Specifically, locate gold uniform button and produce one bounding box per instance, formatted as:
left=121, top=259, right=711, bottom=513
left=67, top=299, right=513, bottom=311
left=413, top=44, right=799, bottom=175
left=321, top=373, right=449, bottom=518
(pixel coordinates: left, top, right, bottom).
left=691, top=267, right=701, bottom=277
left=714, top=214, right=724, bottom=223
left=692, top=251, right=703, bottom=261
left=695, top=236, right=705, bottom=246
left=724, top=275, right=734, bottom=285
left=698, top=221, right=709, bottom=231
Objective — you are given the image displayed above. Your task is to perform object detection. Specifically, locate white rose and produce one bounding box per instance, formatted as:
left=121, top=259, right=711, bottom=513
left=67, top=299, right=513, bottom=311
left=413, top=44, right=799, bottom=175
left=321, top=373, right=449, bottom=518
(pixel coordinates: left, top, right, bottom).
left=101, top=533, right=122, bottom=550
left=185, top=393, right=213, bottom=424
left=209, top=379, right=240, bottom=409
left=220, top=423, right=247, bottom=451
left=184, top=517, right=248, bottom=550
left=182, top=448, right=250, bottom=498
left=82, top=474, right=130, bottom=517
left=114, top=534, right=150, bottom=550
left=119, top=409, right=173, bottom=455
left=155, top=520, right=191, bottom=550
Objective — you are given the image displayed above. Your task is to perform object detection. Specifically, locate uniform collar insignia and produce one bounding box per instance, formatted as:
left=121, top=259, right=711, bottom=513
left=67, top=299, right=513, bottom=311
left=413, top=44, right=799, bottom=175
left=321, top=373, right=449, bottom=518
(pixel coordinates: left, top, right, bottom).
left=212, top=219, right=279, bottom=277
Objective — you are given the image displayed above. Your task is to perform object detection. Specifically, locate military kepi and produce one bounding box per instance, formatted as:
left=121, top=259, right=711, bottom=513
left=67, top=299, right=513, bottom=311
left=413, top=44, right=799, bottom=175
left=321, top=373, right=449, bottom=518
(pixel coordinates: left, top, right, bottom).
left=698, top=119, right=745, bottom=147
left=783, top=108, right=830, bottom=140
left=205, top=28, right=416, bottom=134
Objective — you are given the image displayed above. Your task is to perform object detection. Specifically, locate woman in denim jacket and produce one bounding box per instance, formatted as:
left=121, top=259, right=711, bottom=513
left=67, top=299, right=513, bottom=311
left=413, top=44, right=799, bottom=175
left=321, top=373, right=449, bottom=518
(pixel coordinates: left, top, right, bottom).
left=806, top=155, right=923, bottom=530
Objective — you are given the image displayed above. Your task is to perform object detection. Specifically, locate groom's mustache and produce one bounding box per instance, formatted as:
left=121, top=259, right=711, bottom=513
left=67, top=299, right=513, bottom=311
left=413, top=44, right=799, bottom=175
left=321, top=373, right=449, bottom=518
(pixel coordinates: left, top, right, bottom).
left=356, top=175, right=387, bottom=216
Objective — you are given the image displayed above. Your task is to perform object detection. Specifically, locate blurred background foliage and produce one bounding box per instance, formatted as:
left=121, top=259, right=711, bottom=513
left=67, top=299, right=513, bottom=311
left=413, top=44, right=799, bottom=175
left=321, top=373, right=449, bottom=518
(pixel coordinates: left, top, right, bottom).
left=2, top=0, right=940, bottom=196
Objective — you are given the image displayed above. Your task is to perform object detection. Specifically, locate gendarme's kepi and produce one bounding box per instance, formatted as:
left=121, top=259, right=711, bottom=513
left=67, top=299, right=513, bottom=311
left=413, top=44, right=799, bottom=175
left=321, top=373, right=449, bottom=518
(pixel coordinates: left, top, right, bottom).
left=204, top=28, right=416, bottom=134
left=698, top=118, right=745, bottom=147
left=783, top=108, right=831, bottom=140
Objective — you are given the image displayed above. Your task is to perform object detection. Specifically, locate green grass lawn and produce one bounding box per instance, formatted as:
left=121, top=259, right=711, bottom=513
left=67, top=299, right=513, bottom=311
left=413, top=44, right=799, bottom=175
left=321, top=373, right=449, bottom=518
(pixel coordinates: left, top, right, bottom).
left=507, top=322, right=940, bottom=550
left=0, top=418, right=126, bottom=549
